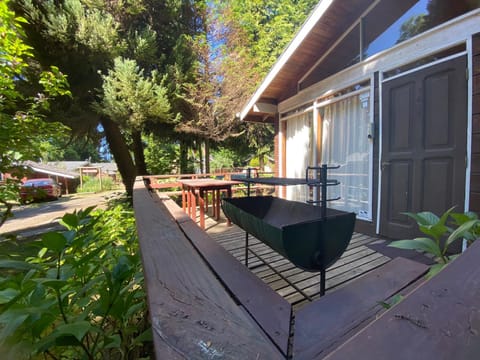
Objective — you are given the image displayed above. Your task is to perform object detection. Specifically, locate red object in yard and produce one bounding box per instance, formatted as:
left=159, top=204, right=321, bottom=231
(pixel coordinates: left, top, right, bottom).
left=20, top=178, right=62, bottom=203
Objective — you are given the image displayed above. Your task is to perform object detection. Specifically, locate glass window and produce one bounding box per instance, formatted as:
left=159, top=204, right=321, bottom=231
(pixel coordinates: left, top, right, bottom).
left=320, top=91, right=371, bottom=218
left=285, top=112, right=314, bottom=202
left=363, top=0, right=480, bottom=59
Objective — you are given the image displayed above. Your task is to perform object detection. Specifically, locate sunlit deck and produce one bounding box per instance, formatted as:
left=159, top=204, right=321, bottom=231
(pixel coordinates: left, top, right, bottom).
left=203, top=213, right=416, bottom=310
left=136, top=182, right=460, bottom=358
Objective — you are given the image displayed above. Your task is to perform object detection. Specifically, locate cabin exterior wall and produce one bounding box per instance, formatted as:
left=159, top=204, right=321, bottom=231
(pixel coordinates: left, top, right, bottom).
left=277, top=11, right=480, bottom=238
left=471, top=33, right=480, bottom=213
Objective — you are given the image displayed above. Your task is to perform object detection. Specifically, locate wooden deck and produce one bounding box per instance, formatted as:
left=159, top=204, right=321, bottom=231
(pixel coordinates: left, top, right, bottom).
left=203, top=214, right=393, bottom=310
left=136, top=183, right=479, bottom=359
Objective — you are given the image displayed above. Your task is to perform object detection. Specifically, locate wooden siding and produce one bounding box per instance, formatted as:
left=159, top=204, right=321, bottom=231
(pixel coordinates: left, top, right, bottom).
left=471, top=33, right=480, bottom=212
left=274, top=114, right=280, bottom=177
left=355, top=72, right=379, bottom=236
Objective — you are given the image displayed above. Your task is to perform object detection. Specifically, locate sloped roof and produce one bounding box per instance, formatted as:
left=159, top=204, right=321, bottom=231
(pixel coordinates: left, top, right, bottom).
left=240, top=0, right=375, bottom=122
left=24, top=161, right=79, bottom=179
left=47, top=161, right=89, bottom=172
left=47, top=161, right=118, bottom=174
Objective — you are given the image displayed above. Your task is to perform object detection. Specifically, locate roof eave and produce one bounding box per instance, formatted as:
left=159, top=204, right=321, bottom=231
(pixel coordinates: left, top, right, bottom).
left=239, top=0, right=335, bottom=121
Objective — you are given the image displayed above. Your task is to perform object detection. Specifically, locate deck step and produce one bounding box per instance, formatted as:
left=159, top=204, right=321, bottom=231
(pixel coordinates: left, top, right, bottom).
left=293, top=257, right=428, bottom=359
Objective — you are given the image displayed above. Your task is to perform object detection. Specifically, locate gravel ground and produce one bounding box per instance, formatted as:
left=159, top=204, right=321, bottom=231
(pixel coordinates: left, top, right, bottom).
left=0, top=190, right=125, bottom=238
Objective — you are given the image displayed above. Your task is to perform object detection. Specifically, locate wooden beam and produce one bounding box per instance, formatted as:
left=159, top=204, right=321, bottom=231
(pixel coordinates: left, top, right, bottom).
left=166, top=203, right=292, bottom=355
left=253, top=102, right=278, bottom=114
left=293, top=257, right=428, bottom=359
left=133, top=179, right=282, bottom=359
left=325, top=241, right=480, bottom=360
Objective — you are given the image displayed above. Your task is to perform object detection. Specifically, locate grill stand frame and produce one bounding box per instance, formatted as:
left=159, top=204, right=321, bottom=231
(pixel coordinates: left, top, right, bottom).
left=239, top=164, right=342, bottom=298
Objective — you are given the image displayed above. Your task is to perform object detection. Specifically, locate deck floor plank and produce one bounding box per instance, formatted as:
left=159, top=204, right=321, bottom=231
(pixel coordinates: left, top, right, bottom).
left=203, top=216, right=397, bottom=308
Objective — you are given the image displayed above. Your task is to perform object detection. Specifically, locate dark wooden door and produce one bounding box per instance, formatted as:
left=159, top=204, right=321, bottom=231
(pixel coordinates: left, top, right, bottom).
left=380, top=56, right=467, bottom=239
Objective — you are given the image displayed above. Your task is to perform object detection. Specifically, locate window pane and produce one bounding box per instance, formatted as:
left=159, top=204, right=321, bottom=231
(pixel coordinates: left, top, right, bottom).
left=285, top=112, right=313, bottom=202
left=364, top=0, right=480, bottom=59
left=320, top=91, right=371, bottom=218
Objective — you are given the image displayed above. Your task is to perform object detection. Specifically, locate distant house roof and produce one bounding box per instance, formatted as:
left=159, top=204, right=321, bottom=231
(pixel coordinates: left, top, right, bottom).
left=47, top=161, right=89, bottom=172
left=46, top=161, right=118, bottom=175
left=91, top=162, right=118, bottom=174
left=24, top=161, right=79, bottom=179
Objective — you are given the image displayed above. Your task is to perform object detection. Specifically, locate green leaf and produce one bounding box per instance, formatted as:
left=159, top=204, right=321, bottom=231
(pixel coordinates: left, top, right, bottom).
left=31, top=313, right=56, bottom=338
left=418, top=223, right=448, bottom=241
left=60, top=213, right=79, bottom=229
left=104, top=334, right=121, bottom=349
left=37, top=247, right=48, bottom=259
left=450, top=213, right=474, bottom=225
left=42, top=232, right=67, bottom=252
left=133, top=327, right=152, bottom=345
left=404, top=211, right=439, bottom=226
left=426, top=263, right=446, bottom=279
left=42, top=279, right=68, bottom=290
left=0, top=259, right=41, bottom=271
left=388, top=237, right=442, bottom=258
left=112, top=256, right=132, bottom=282
left=438, top=206, right=456, bottom=225
left=125, top=302, right=145, bottom=318
left=62, top=230, right=77, bottom=245
left=445, top=220, right=480, bottom=249
left=0, top=313, right=29, bottom=342
left=0, top=288, right=20, bottom=304
left=54, top=321, right=92, bottom=342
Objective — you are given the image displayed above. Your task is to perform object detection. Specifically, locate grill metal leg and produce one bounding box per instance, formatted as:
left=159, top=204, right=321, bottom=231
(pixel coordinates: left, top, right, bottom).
left=320, top=269, right=326, bottom=296
left=245, top=232, right=249, bottom=267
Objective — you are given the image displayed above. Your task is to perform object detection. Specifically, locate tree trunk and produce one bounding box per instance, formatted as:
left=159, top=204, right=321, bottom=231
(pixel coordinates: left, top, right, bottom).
left=132, top=130, right=148, bottom=175
left=204, top=139, right=210, bottom=174
left=259, top=154, right=265, bottom=172
left=198, top=140, right=203, bottom=173
left=101, top=117, right=136, bottom=197
left=180, top=139, right=189, bottom=174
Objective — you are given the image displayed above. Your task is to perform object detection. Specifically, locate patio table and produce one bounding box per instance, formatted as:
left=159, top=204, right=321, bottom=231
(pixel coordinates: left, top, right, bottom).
left=179, top=179, right=240, bottom=229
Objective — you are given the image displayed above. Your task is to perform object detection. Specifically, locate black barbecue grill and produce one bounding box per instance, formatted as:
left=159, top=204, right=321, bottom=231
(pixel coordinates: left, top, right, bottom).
left=222, top=165, right=356, bottom=297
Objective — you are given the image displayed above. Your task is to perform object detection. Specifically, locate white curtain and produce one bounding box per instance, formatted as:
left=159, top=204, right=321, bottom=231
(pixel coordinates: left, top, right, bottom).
left=285, top=112, right=313, bottom=202
left=320, top=92, right=370, bottom=218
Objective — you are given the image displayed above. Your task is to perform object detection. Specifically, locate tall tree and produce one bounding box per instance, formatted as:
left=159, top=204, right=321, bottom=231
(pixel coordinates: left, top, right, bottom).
left=0, top=0, right=70, bottom=226
left=175, top=5, right=247, bottom=172
left=210, top=0, right=317, bottom=170
left=12, top=0, right=204, bottom=195
left=97, top=57, right=172, bottom=175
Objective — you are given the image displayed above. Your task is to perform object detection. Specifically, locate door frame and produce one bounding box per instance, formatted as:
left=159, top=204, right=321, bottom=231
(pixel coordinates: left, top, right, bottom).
left=376, top=50, right=472, bottom=235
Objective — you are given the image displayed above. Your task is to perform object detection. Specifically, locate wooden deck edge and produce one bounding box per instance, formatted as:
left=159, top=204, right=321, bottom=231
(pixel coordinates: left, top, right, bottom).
left=132, top=178, right=283, bottom=358
left=293, top=257, right=429, bottom=360
left=159, top=189, right=292, bottom=356
left=324, top=240, right=480, bottom=360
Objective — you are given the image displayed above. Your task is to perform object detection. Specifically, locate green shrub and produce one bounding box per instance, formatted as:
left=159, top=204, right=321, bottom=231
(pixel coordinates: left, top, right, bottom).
left=0, top=200, right=151, bottom=359
left=389, top=207, right=480, bottom=278
left=77, top=177, right=117, bottom=193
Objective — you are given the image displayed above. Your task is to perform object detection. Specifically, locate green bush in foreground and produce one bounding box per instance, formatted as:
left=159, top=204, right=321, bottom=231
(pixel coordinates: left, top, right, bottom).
left=0, top=200, right=150, bottom=359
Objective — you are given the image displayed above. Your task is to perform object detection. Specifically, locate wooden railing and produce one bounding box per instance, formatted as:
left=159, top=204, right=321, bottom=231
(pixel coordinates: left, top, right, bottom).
left=143, top=171, right=276, bottom=196
left=133, top=177, right=289, bottom=358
